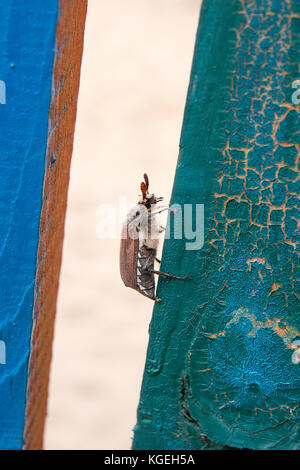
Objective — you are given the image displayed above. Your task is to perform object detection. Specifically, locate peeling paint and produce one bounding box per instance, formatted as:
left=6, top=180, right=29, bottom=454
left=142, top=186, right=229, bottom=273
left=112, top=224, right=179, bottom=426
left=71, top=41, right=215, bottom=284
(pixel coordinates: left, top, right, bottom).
left=134, top=0, right=300, bottom=451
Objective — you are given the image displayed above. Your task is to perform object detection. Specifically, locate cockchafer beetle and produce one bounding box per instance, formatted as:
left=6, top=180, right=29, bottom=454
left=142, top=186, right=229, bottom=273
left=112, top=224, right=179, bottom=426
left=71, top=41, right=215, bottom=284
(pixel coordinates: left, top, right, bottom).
left=120, top=173, right=188, bottom=302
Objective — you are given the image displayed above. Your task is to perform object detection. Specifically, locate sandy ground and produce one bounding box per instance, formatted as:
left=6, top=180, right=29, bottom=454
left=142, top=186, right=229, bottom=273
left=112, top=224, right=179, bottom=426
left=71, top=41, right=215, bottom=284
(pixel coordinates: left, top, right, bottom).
left=44, top=0, right=201, bottom=450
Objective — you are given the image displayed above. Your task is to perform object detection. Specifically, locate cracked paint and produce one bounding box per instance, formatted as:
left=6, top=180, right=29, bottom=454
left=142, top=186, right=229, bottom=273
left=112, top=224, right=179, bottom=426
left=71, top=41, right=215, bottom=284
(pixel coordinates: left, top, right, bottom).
left=205, top=306, right=300, bottom=355
left=134, top=0, right=300, bottom=451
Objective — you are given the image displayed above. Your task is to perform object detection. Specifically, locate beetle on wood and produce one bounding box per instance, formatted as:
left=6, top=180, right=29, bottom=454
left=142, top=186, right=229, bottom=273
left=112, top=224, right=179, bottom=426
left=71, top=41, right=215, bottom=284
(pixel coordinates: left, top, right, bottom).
left=120, top=174, right=188, bottom=302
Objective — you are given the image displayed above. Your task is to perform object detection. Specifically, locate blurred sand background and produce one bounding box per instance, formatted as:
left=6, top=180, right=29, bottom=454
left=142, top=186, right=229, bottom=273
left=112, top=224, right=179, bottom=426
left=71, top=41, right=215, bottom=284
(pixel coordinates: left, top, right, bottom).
left=45, top=0, right=201, bottom=450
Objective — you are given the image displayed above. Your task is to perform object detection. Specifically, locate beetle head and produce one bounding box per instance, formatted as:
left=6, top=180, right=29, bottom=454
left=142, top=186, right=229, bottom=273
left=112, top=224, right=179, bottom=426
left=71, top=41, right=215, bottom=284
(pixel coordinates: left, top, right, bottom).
left=124, top=174, right=164, bottom=242
left=139, top=173, right=163, bottom=208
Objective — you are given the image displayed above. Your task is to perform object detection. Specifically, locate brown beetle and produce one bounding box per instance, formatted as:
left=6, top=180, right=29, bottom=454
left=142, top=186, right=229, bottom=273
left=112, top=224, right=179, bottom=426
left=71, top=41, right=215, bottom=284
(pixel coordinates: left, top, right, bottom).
left=120, top=174, right=188, bottom=302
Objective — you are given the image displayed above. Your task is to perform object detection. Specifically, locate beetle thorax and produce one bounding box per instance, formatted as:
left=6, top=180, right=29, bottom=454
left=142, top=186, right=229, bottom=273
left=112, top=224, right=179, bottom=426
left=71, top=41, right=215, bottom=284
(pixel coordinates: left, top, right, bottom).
left=125, top=201, right=161, bottom=251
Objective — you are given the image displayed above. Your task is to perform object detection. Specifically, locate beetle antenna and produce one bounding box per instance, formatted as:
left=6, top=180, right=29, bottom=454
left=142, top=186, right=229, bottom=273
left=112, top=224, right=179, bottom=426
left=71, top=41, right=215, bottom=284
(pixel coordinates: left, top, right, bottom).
left=141, top=182, right=147, bottom=201
left=143, top=173, right=149, bottom=191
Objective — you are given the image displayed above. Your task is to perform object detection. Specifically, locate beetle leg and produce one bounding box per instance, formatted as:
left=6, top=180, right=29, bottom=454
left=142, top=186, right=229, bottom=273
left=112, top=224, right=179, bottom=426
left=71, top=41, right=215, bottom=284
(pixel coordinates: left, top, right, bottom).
left=147, top=268, right=189, bottom=280
left=155, top=257, right=161, bottom=264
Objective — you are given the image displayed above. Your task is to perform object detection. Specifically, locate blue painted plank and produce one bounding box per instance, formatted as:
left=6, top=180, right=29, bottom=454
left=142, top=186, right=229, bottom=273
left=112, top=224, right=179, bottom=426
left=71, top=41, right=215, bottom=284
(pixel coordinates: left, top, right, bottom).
left=0, top=0, right=59, bottom=449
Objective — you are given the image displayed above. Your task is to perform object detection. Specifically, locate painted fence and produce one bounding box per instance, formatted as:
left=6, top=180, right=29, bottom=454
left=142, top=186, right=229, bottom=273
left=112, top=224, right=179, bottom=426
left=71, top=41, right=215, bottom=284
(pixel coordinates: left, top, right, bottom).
left=133, top=0, right=300, bottom=450
left=0, top=0, right=87, bottom=449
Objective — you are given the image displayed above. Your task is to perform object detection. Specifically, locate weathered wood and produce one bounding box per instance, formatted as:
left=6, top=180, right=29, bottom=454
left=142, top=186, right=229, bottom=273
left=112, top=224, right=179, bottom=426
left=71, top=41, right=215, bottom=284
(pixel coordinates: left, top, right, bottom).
left=133, top=0, right=300, bottom=450
left=23, top=0, right=87, bottom=450
left=0, top=0, right=87, bottom=449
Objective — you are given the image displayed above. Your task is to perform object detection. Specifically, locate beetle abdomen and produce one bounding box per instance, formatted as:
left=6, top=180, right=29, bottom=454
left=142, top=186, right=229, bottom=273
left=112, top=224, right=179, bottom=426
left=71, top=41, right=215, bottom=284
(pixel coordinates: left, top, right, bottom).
left=136, top=246, right=155, bottom=300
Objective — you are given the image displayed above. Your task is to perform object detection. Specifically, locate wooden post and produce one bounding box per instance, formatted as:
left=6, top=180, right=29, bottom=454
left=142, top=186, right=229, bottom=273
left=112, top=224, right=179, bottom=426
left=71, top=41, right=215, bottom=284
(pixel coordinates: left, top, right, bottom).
left=133, top=0, right=300, bottom=450
left=0, top=0, right=87, bottom=449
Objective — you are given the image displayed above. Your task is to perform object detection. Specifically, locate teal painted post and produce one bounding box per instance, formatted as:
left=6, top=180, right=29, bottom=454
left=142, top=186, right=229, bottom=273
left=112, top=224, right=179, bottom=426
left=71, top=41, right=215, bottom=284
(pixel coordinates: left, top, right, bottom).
left=133, top=0, right=300, bottom=450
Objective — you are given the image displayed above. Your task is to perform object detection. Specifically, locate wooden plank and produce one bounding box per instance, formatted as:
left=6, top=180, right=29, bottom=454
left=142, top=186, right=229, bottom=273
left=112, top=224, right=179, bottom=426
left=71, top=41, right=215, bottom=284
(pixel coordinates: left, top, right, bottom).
left=133, top=0, right=300, bottom=450
left=0, top=0, right=87, bottom=450
left=23, top=0, right=88, bottom=451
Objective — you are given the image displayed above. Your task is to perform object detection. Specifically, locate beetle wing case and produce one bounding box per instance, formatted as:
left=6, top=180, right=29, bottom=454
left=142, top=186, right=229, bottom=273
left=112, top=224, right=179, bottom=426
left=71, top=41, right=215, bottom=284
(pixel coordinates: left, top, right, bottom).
left=120, top=221, right=156, bottom=300
left=120, top=222, right=138, bottom=289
